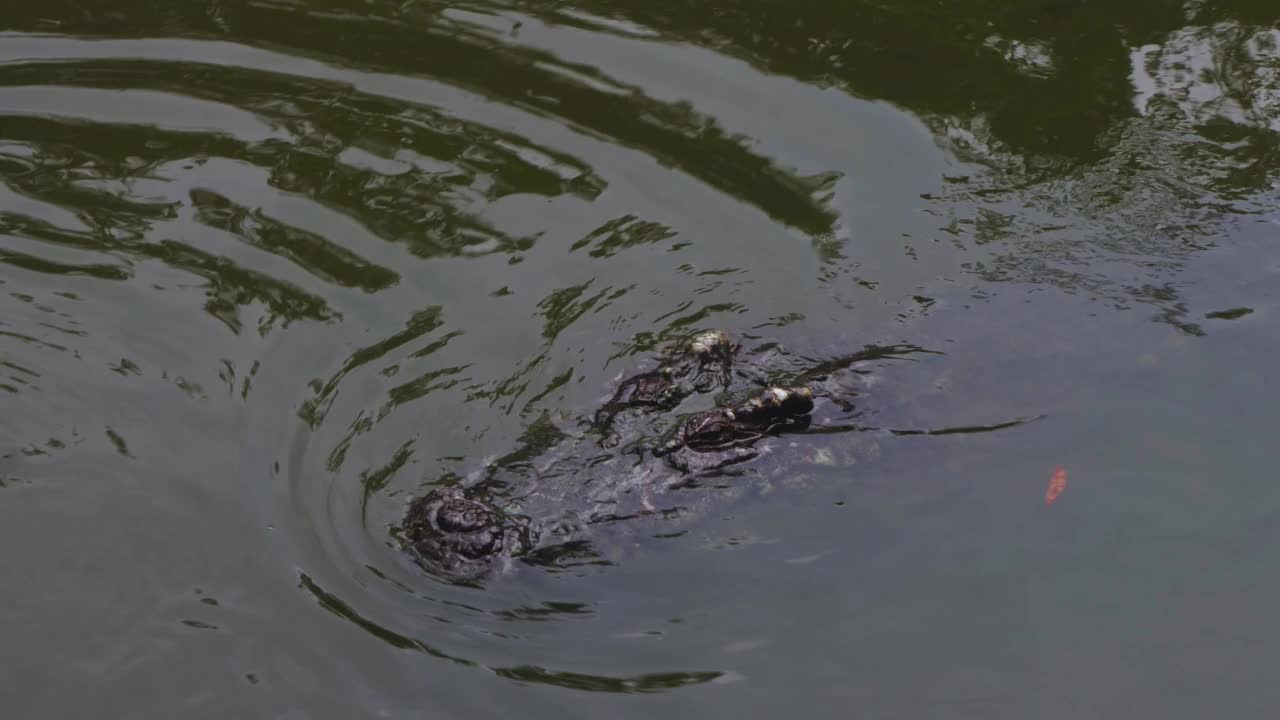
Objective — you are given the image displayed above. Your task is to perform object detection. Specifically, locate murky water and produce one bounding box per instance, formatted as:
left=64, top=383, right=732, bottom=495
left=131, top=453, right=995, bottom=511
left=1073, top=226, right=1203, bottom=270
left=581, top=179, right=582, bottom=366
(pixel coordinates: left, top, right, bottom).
left=1, top=2, right=1278, bottom=717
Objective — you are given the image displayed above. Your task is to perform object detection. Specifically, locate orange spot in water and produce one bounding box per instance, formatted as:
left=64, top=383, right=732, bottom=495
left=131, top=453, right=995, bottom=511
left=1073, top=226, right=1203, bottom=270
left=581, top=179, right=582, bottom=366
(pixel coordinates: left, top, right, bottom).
left=1045, top=466, right=1068, bottom=505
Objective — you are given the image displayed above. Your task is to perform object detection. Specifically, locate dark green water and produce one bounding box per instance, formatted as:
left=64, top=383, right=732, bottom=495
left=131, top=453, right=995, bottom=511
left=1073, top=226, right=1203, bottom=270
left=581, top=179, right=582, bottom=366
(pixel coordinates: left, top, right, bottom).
left=1, top=1, right=1278, bottom=717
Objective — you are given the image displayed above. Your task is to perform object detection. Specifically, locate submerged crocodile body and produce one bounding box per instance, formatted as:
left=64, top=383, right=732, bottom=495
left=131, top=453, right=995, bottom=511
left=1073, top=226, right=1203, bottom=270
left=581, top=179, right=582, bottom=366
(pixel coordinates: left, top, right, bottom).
left=401, top=330, right=933, bottom=583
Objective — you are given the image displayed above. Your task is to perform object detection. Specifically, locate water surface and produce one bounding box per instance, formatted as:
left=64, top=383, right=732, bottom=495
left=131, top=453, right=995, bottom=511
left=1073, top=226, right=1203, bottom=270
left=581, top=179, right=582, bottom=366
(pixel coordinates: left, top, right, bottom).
left=2, top=2, right=1279, bottom=717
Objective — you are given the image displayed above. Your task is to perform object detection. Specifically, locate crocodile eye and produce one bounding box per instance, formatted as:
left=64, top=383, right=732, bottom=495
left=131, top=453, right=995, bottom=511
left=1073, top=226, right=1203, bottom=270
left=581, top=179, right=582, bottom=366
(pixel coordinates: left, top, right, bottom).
left=686, top=411, right=735, bottom=448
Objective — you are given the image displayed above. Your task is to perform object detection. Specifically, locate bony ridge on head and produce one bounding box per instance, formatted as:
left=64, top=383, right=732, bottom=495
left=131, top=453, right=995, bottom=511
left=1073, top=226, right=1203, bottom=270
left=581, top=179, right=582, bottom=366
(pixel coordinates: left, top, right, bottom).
left=688, top=329, right=731, bottom=357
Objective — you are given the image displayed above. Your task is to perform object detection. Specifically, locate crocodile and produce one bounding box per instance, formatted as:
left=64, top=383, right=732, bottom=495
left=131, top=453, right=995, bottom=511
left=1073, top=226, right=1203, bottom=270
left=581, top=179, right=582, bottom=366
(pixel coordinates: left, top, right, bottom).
left=402, top=385, right=815, bottom=582
left=400, top=330, right=842, bottom=581
left=399, top=331, right=994, bottom=583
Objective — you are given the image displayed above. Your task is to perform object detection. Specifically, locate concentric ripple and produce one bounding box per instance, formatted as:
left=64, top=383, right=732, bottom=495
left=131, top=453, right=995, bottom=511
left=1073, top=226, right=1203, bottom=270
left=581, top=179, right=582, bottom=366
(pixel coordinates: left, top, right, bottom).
left=3, top=1, right=1280, bottom=717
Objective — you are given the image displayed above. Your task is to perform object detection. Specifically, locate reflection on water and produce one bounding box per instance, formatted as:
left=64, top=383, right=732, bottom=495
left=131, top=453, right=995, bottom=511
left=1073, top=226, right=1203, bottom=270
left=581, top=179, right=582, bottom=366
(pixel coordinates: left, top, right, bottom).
left=1, top=0, right=1279, bottom=716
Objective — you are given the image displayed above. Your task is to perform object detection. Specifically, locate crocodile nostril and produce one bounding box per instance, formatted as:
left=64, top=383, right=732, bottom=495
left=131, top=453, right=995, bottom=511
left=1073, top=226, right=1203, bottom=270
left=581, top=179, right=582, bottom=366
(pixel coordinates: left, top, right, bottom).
left=455, top=528, right=504, bottom=560
left=403, top=487, right=534, bottom=582
left=435, top=499, right=497, bottom=534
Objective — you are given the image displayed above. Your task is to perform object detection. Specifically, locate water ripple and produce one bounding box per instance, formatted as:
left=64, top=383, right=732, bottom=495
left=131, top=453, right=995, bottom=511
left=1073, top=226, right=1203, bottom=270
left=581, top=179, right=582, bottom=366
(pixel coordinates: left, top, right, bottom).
left=4, top=3, right=1280, bottom=714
